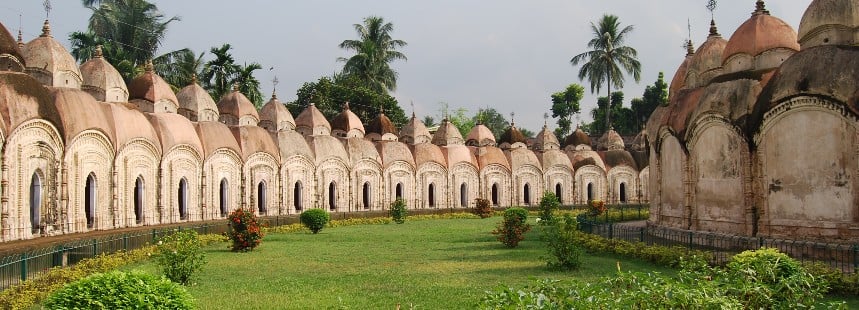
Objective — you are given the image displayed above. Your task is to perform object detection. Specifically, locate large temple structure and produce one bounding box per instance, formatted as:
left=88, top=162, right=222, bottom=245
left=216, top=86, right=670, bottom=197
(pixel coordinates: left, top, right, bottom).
left=0, top=16, right=648, bottom=241
left=647, top=0, right=859, bottom=241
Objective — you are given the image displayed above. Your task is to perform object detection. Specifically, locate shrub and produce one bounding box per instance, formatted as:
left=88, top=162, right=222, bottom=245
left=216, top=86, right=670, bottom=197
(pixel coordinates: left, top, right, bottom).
left=156, top=230, right=206, bottom=285
left=492, top=208, right=532, bottom=248
left=537, top=192, right=560, bottom=225
left=227, top=208, right=264, bottom=252
left=722, top=248, right=827, bottom=309
left=473, top=198, right=492, bottom=218
left=390, top=198, right=407, bottom=224
left=300, top=209, right=331, bottom=234
left=588, top=199, right=606, bottom=216
left=43, top=270, right=194, bottom=310
left=543, top=214, right=583, bottom=270
left=803, top=261, right=859, bottom=296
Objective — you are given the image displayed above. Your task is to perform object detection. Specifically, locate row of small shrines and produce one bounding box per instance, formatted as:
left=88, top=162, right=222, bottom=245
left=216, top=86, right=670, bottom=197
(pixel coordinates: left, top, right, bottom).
left=0, top=19, right=648, bottom=241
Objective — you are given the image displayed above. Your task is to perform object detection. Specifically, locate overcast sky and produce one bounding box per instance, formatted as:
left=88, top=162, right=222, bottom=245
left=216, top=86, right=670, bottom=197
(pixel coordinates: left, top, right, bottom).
left=1, top=1, right=811, bottom=133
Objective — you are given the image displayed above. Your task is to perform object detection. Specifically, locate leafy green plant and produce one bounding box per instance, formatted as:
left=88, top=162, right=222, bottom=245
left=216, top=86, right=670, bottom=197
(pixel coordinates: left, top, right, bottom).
left=156, top=230, right=206, bottom=285
left=537, top=191, right=560, bottom=225
left=300, top=208, right=331, bottom=234
left=723, top=248, right=827, bottom=309
left=227, top=208, right=264, bottom=252
left=473, top=198, right=492, bottom=218
left=543, top=214, right=583, bottom=270
left=492, top=208, right=531, bottom=248
left=390, top=198, right=407, bottom=224
left=43, top=270, right=194, bottom=310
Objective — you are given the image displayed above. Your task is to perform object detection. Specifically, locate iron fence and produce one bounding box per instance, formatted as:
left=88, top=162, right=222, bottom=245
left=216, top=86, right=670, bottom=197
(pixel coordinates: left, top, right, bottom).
left=578, top=221, right=859, bottom=273
left=0, top=222, right=229, bottom=291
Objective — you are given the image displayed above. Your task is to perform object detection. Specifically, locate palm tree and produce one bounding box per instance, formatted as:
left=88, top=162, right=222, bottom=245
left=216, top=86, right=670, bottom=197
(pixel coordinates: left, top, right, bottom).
left=234, top=63, right=264, bottom=108
left=154, top=49, right=204, bottom=92
left=338, top=16, right=407, bottom=94
left=570, top=14, right=641, bottom=131
left=201, top=44, right=239, bottom=102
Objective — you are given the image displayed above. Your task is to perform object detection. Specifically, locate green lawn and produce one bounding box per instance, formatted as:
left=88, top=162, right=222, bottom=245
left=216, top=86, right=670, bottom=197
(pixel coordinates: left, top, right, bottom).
left=127, top=218, right=674, bottom=309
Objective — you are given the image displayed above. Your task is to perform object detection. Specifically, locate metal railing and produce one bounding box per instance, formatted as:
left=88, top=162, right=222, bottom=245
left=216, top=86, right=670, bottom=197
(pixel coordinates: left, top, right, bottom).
left=0, top=222, right=229, bottom=291
left=578, top=221, right=859, bottom=273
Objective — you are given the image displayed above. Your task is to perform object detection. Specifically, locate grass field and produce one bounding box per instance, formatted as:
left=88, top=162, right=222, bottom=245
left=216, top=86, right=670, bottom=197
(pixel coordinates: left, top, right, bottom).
left=124, top=217, right=859, bottom=309
left=126, top=218, right=676, bottom=309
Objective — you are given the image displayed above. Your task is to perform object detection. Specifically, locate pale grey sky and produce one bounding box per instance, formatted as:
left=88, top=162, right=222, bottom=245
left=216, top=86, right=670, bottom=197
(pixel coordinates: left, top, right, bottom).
left=1, top=1, right=810, bottom=133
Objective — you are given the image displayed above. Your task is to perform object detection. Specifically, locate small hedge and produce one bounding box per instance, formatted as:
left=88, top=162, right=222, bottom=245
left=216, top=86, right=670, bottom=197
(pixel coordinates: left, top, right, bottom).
left=492, top=208, right=531, bottom=248
left=571, top=228, right=712, bottom=268
left=390, top=198, right=407, bottom=224
left=43, top=270, right=194, bottom=309
left=473, top=198, right=492, bottom=218
left=300, top=209, right=331, bottom=234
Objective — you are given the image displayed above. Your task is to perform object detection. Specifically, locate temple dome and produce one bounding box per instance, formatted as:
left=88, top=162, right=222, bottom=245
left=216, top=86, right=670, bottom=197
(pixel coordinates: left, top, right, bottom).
left=177, top=75, right=218, bottom=122
left=432, top=119, right=464, bottom=146
left=564, top=127, right=592, bottom=150
left=21, top=20, right=81, bottom=88
left=465, top=123, right=496, bottom=147
left=366, top=111, right=397, bottom=141
left=597, top=128, right=625, bottom=151
left=0, top=21, right=24, bottom=72
left=217, top=85, right=259, bottom=126
left=80, top=45, right=128, bottom=103
left=128, top=61, right=178, bottom=113
left=399, top=114, right=432, bottom=145
left=294, top=103, right=331, bottom=136
left=669, top=43, right=694, bottom=99
left=258, top=93, right=295, bottom=132
left=498, top=123, right=527, bottom=149
left=330, top=103, right=364, bottom=138
left=798, top=0, right=859, bottom=49
left=685, top=20, right=727, bottom=88
left=722, top=1, right=800, bottom=74
left=532, top=124, right=560, bottom=151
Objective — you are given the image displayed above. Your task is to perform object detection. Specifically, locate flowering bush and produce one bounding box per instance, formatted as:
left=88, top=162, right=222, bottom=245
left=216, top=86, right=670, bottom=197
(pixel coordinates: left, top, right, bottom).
left=156, top=230, right=206, bottom=285
left=227, top=208, right=264, bottom=252
left=588, top=199, right=606, bottom=216
left=538, top=192, right=560, bottom=225
left=473, top=198, right=493, bottom=218
left=492, top=208, right=532, bottom=248
left=300, top=209, right=330, bottom=234
left=390, top=198, right=407, bottom=224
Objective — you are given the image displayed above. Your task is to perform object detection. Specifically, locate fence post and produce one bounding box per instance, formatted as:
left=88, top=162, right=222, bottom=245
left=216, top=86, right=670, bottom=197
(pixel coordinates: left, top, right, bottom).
left=123, top=234, right=128, bottom=251
left=20, top=252, right=27, bottom=281
left=92, top=239, right=98, bottom=256
left=640, top=227, right=645, bottom=243
left=758, top=237, right=764, bottom=249
left=608, top=223, right=614, bottom=240
left=152, top=229, right=157, bottom=243
left=688, top=232, right=694, bottom=249
left=853, top=244, right=858, bottom=273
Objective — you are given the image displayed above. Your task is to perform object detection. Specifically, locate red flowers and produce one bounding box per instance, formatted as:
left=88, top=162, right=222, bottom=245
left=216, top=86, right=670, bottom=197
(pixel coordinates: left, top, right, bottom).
left=227, top=208, right=264, bottom=252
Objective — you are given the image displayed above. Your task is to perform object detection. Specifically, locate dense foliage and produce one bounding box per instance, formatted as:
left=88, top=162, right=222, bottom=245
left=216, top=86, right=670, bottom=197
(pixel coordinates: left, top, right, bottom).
left=290, top=74, right=407, bottom=127
left=156, top=230, right=206, bottom=285
left=390, top=198, right=407, bottom=224
left=550, top=83, right=584, bottom=138
left=338, top=16, right=408, bottom=94
left=492, top=208, right=532, bottom=248
left=543, top=215, right=583, bottom=270
left=300, top=209, right=331, bottom=234
left=227, top=208, right=264, bottom=251
left=44, top=271, right=194, bottom=310
left=537, top=192, right=560, bottom=226
left=473, top=198, right=493, bottom=219
left=481, top=249, right=844, bottom=309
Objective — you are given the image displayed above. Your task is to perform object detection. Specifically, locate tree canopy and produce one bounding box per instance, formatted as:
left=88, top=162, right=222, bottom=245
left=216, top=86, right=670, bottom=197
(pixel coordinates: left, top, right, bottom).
left=338, top=16, right=407, bottom=94
left=550, top=83, right=584, bottom=139
left=473, top=108, right=510, bottom=139
left=290, top=75, right=407, bottom=128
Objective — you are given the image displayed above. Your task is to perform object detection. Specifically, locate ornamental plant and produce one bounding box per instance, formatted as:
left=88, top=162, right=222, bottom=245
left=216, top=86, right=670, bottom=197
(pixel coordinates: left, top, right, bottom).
left=155, top=230, right=206, bottom=285
left=538, top=192, right=560, bottom=225
left=473, top=198, right=492, bottom=218
left=390, top=198, right=407, bottom=224
left=492, top=207, right=532, bottom=248
left=588, top=199, right=606, bottom=216
left=44, top=270, right=194, bottom=309
left=227, top=208, right=264, bottom=252
left=300, top=208, right=330, bottom=234
left=543, top=214, right=583, bottom=270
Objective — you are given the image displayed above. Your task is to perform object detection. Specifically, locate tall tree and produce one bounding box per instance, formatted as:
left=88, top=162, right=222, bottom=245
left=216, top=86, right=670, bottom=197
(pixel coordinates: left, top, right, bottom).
left=70, top=0, right=187, bottom=84
left=570, top=14, right=641, bottom=132
left=631, top=72, right=668, bottom=130
left=291, top=75, right=407, bottom=127
left=550, top=83, right=584, bottom=138
left=338, top=16, right=407, bottom=94
left=583, top=91, right=629, bottom=135
left=201, top=44, right=239, bottom=102
left=437, top=103, right=473, bottom=137
left=472, top=108, right=510, bottom=139
left=234, top=62, right=264, bottom=108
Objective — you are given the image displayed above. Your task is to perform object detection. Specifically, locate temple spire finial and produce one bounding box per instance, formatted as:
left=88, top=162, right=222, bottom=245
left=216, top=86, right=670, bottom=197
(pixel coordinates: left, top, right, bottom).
left=753, top=0, right=769, bottom=16
left=40, top=19, right=51, bottom=38
left=93, top=45, right=103, bottom=58
left=410, top=101, right=415, bottom=119
left=509, top=111, right=515, bottom=127
left=232, top=82, right=239, bottom=92
left=271, top=76, right=279, bottom=99
left=144, top=59, right=154, bottom=72
left=343, top=101, right=350, bottom=110
left=190, top=73, right=198, bottom=85
left=543, top=113, right=549, bottom=129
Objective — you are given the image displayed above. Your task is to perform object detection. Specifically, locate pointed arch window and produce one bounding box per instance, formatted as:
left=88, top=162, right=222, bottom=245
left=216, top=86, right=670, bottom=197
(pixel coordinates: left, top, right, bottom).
left=523, top=183, right=531, bottom=205
left=587, top=183, right=594, bottom=202
left=178, top=178, right=188, bottom=220
left=395, top=183, right=403, bottom=200
left=328, top=182, right=337, bottom=211
left=257, top=181, right=267, bottom=214
left=135, top=177, right=144, bottom=224
left=428, top=183, right=436, bottom=208
left=555, top=183, right=563, bottom=204
left=293, top=181, right=303, bottom=211
left=460, top=183, right=468, bottom=207
left=491, top=183, right=499, bottom=206
left=85, top=174, right=96, bottom=229
left=30, top=172, right=42, bottom=234
left=362, top=182, right=371, bottom=210
left=219, top=179, right=229, bottom=217
left=619, top=182, right=627, bottom=203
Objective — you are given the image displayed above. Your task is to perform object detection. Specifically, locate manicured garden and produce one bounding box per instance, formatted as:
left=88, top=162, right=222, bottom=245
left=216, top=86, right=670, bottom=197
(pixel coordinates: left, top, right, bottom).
left=123, top=216, right=674, bottom=309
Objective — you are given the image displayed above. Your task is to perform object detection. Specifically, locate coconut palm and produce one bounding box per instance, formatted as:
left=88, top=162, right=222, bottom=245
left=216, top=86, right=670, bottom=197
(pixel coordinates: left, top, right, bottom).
left=570, top=14, right=641, bottom=131
left=338, top=16, right=407, bottom=94
left=234, top=62, right=264, bottom=108
left=201, top=43, right=239, bottom=101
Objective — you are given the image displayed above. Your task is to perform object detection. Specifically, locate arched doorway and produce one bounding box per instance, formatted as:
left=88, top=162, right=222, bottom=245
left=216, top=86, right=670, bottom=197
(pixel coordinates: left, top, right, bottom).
left=85, top=173, right=96, bottom=229
left=178, top=178, right=188, bottom=220
left=30, top=172, right=42, bottom=234
left=257, top=181, right=267, bottom=214
left=619, top=182, right=627, bottom=203
left=428, top=183, right=436, bottom=208
left=362, top=182, right=371, bottom=210
left=395, top=183, right=403, bottom=200
left=328, top=182, right=336, bottom=211
left=586, top=182, right=593, bottom=202
left=523, top=183, right=531, bottom=205
left=460, top=183, right=468, bottom=207
left=293, top=181, right=302, bottom=211
left=491, top=183, right=499, bottom=206
left=555, top=183, right=563, bottom=204
left=135, top=177, right=144, bottom=224
left=219, top=179, right=228, bottom=217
